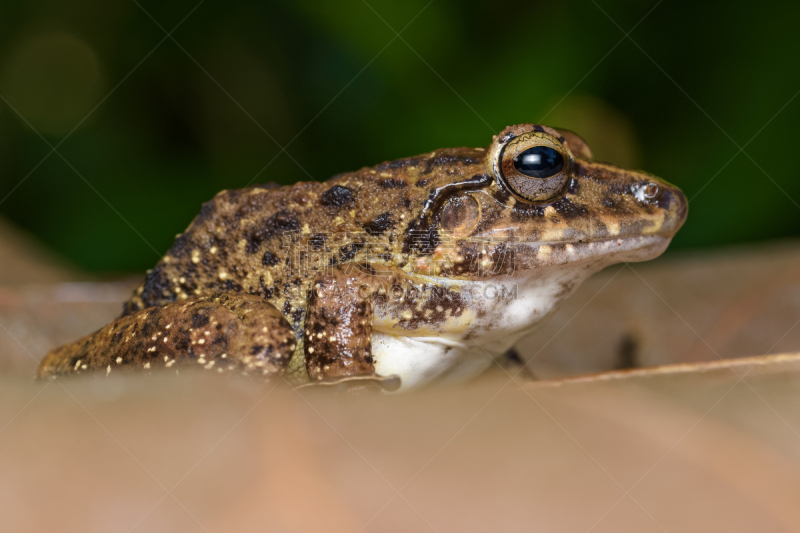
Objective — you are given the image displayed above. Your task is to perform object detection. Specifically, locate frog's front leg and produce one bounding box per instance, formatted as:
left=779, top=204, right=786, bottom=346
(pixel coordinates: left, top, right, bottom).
left=303, top=264, right=378, bottom=382
left=37, top=292, right=296, bottom=379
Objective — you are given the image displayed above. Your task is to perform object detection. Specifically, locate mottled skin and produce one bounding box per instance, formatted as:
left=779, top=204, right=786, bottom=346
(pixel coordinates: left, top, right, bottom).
left=38, top=124, right=687, bottom=388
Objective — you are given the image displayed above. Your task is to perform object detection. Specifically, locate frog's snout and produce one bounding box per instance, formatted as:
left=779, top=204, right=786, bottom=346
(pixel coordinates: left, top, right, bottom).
left=648, top=180, right=688, bottom=237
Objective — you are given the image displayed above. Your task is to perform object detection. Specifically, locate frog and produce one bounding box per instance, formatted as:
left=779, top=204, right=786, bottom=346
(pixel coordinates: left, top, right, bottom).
left=37, top=123, right=687, bottom=390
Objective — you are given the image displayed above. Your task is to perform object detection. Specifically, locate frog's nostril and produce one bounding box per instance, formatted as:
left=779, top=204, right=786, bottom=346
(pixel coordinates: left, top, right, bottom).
left=643, top=183, right=659, bottom=199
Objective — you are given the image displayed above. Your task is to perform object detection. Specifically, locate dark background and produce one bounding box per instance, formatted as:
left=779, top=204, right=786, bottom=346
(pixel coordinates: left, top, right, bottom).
left=0, top=0, right=798, bottom=273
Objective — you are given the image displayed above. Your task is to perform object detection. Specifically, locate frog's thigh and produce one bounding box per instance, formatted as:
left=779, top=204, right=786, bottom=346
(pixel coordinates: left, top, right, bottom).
left=37, top=292, right=296, bottom=378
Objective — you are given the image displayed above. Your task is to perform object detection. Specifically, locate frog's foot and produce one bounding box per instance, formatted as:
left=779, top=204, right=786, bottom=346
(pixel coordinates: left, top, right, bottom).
left=36, top=292, right=296, bottom=379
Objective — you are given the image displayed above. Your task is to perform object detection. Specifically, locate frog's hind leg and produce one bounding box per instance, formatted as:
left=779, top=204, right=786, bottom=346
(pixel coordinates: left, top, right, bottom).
left=37, top=292, right=297, bottom=379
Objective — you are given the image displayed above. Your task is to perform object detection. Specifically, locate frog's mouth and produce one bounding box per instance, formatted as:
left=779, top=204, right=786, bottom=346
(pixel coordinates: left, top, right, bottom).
left=511, top=233, right=672, bottom=271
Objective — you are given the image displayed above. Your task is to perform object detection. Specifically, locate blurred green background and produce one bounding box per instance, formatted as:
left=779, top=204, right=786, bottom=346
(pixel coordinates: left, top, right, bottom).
left=0, top=0, right=798, bottom=273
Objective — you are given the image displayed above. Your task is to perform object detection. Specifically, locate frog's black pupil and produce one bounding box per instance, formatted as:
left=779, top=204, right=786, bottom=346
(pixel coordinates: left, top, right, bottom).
left=513, top=146, right=564, bottom=178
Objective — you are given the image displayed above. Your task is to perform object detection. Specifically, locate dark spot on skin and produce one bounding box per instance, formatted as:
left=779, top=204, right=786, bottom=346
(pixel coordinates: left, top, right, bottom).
left=558, top=136, right=566, bottom=143
left=291, top=308, right=304, bottom=327
left=136, top=264, right=175, bottom=312
left=379, top=177, right=409, bottom=189
left=363, top=212, right=394, bottom=235
left=262, top=251, right=280, bottom=267
left=192, top=313, right=209, bottom=328
left=259, top=275, right=275, bottom=299
left=224, top=280, right=243, bottom=291
left=212, top=335, right=228, bottom=347
left=320, top=185, right=354, bottom=207
left=339, top=243, right=364, bottom=261
left=194, top=201, right=215, bottom=225
left=282, top=300, right=291, bottom=315
left=245, top=210, right=300, bottom=254
left=310, top=233, right=326, bottom=251
left=533, top=125, right=545, bottom=132
left=552, top=197, right=589, bottom=219
left=402, top=221, right=440, bottom=256
left=403, top=198, right=411, bottom=208
left=416, top=178, right=431, bottom=188
left=250, top=344, right=265, bottom=355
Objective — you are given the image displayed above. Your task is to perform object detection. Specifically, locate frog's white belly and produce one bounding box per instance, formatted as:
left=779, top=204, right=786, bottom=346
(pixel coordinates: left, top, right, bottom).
left=373, top=262, right=595, bottom=389
left=373, top=236, right=670, bottom=389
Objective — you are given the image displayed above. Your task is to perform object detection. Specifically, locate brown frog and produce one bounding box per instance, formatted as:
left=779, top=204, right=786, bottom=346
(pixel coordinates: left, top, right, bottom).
left=38, top=124, right=687, bottom=390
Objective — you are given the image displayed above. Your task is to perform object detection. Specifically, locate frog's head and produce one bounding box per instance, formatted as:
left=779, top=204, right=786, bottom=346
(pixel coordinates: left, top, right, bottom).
left=414, top=123, right=687, bottom=277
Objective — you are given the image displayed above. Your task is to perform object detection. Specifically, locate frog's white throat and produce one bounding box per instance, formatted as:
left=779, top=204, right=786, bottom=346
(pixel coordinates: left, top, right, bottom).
left=372, top=234, right=670, bottom=390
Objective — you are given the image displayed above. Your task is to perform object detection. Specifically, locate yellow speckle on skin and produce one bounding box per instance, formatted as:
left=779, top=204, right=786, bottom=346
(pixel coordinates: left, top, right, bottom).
left=163, top=337, right=168, bottom=342
left=544, top=206, right=557, bottom=218
left=380, top=172, right=391, bottom=177
left=308, top=347, right=315, bottom=353
left=81, top=364, right=87, bottom=370
left=218, top=270, right=228, bottom=280
left=302, top=223, right=310, bottom=234
left=106, top=365, right=111, bottom=376
left=191, top=249, right=201, bottom=264
left=198, top=358, right=206, bottom=364
left=116, top=357, right=122, bottom=364
left=178, top=278, right=185, bottom=284
left=198, top=339, right=205, bottom=345
left=210, top=246, right=218, bottom=254
left=74, top=359, right=82, bottom=370
left=144, top=362, right=151, bottom=369
left=204, top=361, right=215, bottom=369
left=166, top=360, right=175, bottom=368
left=607, top=221, right=620, bottom=236
left=402, top=310, right=413, bottom=320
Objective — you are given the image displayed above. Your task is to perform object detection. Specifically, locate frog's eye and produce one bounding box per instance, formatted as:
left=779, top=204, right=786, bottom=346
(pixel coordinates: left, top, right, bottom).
left=513, top=146, right=564, bottom=178
left=495, top=131, right=572, bottom=203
